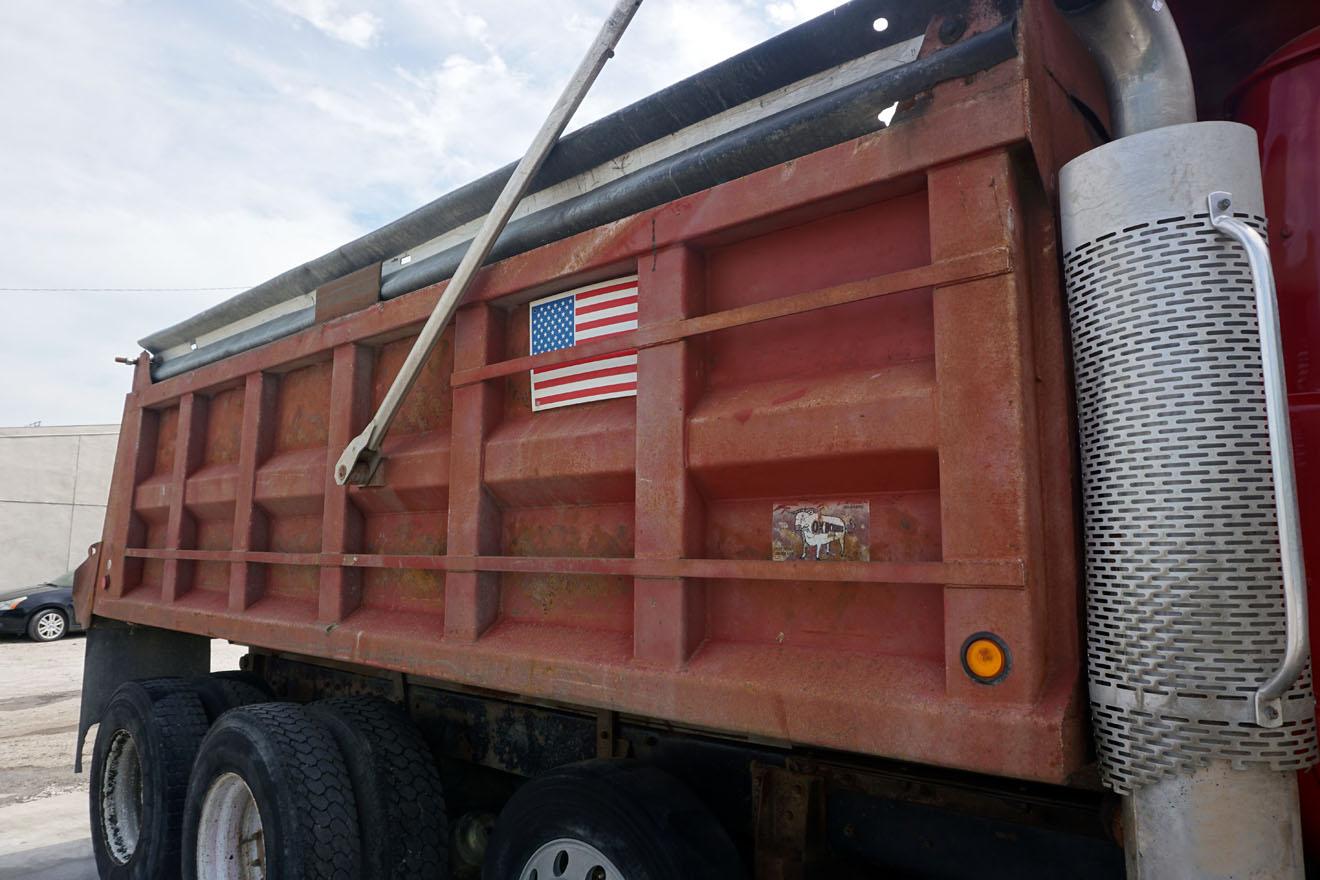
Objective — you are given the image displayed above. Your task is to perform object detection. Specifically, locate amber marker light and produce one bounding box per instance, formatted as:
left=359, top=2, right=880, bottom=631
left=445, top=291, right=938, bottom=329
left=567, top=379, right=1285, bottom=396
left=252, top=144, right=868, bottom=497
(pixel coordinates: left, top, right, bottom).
left=961, top=632, right=1011, bottom=684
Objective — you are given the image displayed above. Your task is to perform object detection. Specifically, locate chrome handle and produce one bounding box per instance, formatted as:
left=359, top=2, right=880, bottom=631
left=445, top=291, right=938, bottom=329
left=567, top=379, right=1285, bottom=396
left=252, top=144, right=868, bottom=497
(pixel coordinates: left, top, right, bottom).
left=1209, top=191, right=1310, bottom=728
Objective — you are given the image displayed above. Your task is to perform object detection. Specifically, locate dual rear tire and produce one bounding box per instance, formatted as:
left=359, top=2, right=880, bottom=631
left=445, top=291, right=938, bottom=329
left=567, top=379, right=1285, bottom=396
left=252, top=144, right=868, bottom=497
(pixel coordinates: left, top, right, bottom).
left=90, top=680, right=210, bottom=879
left=93, top=680, right=448, bottom=880
left=307, top=697, right=449, bottom=878
left=182, top=696, right=448, bottom=880
left=484, top=760, right=746, bottom=880
left=183, top=702, right=361, bottom=879
left=90, top=674, right=274, bottom=879
left=92, top=677, right=743, bottom=880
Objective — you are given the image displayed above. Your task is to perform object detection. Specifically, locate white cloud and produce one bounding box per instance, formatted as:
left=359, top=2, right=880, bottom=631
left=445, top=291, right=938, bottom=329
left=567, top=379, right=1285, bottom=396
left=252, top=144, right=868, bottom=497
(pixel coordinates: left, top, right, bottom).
left=270, top=0, right=381, bottom=48
left=766, top=0, right=849, bottom=27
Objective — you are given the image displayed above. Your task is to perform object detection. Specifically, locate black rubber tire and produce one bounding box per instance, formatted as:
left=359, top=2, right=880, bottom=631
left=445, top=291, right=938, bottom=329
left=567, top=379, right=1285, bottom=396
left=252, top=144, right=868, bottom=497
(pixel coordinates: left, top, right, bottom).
left=182, top=702, right=361, bottom=880
left=483, top=759, right=746, bottom=880
left=188, top=674, right=271, bottom=723
left=90, top=680, right=210, bottom=880
left=307, top=696, right=449, bottom=879
left=209, top=668, right=274, bottom=696
left=26, top=607, right=68, bottom=641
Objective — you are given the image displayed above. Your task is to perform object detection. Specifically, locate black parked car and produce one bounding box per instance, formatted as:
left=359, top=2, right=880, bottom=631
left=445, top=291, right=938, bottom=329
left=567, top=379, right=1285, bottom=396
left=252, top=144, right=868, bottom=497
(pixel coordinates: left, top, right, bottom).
left=0, top=571, right=84, bottom=642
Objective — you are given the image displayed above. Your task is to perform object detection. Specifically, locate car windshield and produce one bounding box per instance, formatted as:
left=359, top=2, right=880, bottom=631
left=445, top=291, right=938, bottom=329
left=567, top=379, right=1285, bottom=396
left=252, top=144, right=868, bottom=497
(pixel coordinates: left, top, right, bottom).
left=50, top=570, right=76, bottom=588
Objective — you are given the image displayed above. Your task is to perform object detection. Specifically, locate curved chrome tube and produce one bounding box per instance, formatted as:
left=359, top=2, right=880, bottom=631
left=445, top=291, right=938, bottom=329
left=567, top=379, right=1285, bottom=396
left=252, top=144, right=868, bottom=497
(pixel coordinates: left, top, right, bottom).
left=1209, top=191, right=1311, bottom=728
left=1056, top=0, right=1196, bottom=138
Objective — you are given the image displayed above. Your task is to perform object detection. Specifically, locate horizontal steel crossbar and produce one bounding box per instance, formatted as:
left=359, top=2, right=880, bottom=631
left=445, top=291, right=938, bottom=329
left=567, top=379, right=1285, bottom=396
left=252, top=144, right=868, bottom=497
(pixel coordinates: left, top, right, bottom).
left=121, top=548, right=1024, bottom=588
left=451, top=247, right=1011, bottom=387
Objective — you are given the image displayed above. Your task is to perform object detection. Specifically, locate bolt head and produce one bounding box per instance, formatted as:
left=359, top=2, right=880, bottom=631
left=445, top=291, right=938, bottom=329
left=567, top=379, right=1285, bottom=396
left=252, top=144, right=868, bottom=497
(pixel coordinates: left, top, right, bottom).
left=939, top=17, right=967, bottom=44
left=1217, top=198, right=1232, bottom=212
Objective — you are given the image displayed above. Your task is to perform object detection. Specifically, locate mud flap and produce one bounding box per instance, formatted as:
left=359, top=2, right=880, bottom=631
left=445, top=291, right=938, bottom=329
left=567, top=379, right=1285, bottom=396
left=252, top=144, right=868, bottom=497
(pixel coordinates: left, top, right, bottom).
left=74, top=617, right=209, bottom=772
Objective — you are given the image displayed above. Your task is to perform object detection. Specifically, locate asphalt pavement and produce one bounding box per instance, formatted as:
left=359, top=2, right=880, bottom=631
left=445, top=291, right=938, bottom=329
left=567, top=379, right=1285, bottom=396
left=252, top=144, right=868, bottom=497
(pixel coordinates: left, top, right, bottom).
left=0, top=634, right=246, bottom=879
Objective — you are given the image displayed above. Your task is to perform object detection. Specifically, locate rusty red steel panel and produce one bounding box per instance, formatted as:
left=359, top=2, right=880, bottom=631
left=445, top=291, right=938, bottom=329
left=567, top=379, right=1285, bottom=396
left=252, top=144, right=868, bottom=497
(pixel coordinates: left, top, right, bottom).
left=82, top=55, right=1094, bottom=784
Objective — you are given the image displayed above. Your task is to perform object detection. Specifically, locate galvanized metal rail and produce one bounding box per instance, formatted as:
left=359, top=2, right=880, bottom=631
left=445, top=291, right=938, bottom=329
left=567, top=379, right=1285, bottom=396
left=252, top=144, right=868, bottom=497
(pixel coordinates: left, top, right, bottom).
left=1209, top=191, right=1312, bottom=728
left=335, top=0, right=645, bottom=486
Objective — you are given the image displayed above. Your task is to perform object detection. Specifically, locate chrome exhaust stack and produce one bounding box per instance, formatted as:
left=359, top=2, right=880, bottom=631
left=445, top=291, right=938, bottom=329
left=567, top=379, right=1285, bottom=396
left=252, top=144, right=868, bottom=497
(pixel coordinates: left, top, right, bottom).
left=1054, top=0, right=1195, bottom=137
left=1057, top=2, right=1317, bottom=877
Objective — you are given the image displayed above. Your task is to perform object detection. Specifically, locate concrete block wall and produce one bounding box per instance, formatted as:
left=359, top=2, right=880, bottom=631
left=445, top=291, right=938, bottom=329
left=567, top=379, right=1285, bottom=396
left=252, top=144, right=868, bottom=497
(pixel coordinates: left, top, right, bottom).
left=0, top=425, right=118, bottom=590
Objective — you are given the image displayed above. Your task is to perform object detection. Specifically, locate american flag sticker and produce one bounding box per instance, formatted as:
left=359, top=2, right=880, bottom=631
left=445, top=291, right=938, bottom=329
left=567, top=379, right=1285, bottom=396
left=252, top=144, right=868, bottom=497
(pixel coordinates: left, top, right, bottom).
left=529, top=275, right=639, bottom=411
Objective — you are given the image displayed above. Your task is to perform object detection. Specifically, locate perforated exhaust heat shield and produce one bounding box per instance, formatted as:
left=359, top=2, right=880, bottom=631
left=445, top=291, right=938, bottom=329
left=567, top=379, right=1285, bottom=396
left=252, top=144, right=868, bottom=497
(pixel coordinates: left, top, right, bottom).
left=1061, top=121, right=1317, bottom=794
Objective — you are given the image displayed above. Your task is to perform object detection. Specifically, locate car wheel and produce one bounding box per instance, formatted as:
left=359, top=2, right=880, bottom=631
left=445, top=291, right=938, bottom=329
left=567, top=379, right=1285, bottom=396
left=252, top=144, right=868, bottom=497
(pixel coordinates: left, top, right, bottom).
left=483, top=760, right=746, bottom=880
left=307, top=696, right=449, bottom=879
left=28, top=608, right=68, bottom=641
left=90, top=680, right=210, bottom=879
left=183, top=702, right=361, bottom=880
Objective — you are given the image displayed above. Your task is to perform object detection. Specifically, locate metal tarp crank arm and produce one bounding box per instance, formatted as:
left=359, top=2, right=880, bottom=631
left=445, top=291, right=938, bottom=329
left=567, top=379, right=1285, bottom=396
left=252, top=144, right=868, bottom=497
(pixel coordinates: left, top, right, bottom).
left=334, top=0, right=644, bottom=486
left=1209, top=190, right=1311, bottom=727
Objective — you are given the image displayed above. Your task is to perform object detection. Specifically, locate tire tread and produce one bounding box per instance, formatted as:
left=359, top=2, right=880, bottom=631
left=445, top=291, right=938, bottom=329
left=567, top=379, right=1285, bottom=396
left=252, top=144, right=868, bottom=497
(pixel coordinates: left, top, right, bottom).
left=188, top=675, right=270, bottom=722
left=91, top=680, right=209, bottom=879
left=309, top=696, right=448, bottom=879
left=149, top=691, right=211, bottom=869
left=240, top=702, right=361, bottom=880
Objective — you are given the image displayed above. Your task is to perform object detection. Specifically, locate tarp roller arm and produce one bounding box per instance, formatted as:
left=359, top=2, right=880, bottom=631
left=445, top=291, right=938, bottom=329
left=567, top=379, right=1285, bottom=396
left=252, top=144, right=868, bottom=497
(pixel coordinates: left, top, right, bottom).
left=334, top=0, right=644, bottom=486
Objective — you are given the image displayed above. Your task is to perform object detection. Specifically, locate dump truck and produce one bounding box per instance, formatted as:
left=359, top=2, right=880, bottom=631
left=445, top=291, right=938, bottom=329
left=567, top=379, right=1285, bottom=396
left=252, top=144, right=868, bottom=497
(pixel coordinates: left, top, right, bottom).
left=70, top=1, right=1320, bottom=877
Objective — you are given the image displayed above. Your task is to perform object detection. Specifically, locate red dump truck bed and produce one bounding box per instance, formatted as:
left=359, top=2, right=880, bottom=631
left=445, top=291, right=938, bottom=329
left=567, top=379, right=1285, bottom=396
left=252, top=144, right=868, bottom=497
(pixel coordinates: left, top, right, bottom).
left=82, top=0, right=1093, bottom=787
left=74, top=1, right=1320, bottom=876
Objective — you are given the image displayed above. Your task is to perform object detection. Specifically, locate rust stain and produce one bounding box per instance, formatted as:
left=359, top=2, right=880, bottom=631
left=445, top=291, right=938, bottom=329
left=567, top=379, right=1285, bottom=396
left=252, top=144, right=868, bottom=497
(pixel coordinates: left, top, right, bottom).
left=202, top=385, right=244, bottom=466
left=770, top=388, right=808, bottom=406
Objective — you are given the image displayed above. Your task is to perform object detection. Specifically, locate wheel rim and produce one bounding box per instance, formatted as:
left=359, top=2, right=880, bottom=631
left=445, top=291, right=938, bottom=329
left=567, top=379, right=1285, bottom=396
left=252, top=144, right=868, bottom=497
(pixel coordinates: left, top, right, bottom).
left=519, top=838, right=626, bottom=880
left=197, top=772, right=266, bottom=880
left=100, top=729, right=143, bottom=864
left=35, top=611, right=64, bottom=640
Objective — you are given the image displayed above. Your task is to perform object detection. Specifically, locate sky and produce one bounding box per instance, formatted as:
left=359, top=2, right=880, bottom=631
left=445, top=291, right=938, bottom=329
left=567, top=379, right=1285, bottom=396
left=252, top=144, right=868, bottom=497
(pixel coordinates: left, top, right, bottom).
left=0, top=0, right=849, bottom=427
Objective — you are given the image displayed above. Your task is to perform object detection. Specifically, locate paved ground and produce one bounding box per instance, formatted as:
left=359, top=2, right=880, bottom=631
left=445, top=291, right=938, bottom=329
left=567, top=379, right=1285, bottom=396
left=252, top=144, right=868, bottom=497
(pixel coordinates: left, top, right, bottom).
left=0, top=634, right=247, bottom=879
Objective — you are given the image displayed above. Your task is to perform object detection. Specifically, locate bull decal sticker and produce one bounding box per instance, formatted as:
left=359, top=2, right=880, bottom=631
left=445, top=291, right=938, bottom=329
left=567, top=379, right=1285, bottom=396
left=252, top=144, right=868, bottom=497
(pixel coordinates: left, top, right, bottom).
left=772, top=501, right=870, bottom=562
left=794, top=509, right=846, bottom=559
